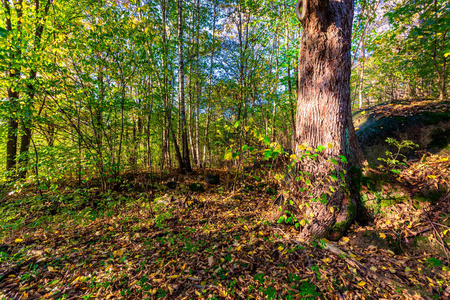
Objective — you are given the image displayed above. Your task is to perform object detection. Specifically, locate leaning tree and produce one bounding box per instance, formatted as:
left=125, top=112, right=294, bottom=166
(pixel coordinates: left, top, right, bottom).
left=291, top=0, right=363, bottom=241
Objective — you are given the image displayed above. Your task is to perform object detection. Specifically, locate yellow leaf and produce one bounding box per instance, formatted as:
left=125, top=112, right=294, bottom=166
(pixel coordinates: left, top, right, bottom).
left=297, top=144, right=307, bottom=151
left=14, top=238, right=23, bottom=243
left=219, top=289, right=228, bottom=297
left=330, top=207, right=334, bottom=213
left=113, top=249, right=124, bottom=258
left=341, top=237, right=350, bottom=243
left=361, top=111, right=366, bottom=115
left=243, top=225, right=249, bottom=231
left=278, top=246, right=284, bottom=251
left=427, top=175, right=436, bottom=179
left=300, top=219, right=306, bottom=226
left=385, top=220, right=391, bottom=225
left=309, top=213, right=314, bottom=218
left=327, top=143, right=333, bottom=149
left=129, top=280, right=137, bottom=287
left=71, top=276, right=82, bottom=284
left=379, top=233, right=386, bottom=239
left=358, top=281, right=366, bottom=286
left=224, top=152, right=233, bottom=161
left=290, top=154, right=298, bottom=161
left=168, top=275, right=179, bottom=279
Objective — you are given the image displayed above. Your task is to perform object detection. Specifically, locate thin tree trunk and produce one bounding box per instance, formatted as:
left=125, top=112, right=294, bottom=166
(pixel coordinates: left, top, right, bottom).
left=3, top=0, right=22, bottom=174
left=271, top=34, right=280, bottom=142
left=202, top=0, right=218, bottom=166
left=18, top=0, right=51, bottom=179
left=146, top=78, right=153, bottom=169
left=358, top=44, right=365, bottom=108
left=177, top=0, right=192, bottom=172
left=285, top=24, right=296, bottom=149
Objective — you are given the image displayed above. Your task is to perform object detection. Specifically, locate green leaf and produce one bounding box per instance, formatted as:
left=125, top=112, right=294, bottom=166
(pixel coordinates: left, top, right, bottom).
left=426, top=257, right=442, bottom=267
left=0, top=27, right=7, bottom=38
left=263, top=149, right=272, bottom=159
left=338, top=155, right=348, bottom=163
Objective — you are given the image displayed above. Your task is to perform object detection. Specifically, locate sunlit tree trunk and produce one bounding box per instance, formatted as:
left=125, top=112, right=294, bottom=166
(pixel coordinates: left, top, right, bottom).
left=202, top=0, right=218, bottom=167
left=3, top=0, right=22, bottom=174
left=294, top=0, right=363, bottom=240
left=358, top=44, right=365, bottom=108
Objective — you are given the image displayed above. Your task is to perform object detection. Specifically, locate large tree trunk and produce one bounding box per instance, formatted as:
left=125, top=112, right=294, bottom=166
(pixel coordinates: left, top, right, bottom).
left=293, top=0, right=362, bottom=241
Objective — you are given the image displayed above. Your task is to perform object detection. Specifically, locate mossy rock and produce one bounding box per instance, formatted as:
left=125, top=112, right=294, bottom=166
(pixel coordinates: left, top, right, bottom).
left=166, top=180, right=177, bottom=189
left=429, top=128, right=450, bottom=149
left=410, top=234, right=448, bottom=257
left=205, top=174, right=220, bottom=185
left=413, top=188, right=447, bottom=207
left=189, top=183, right=205, bottom=193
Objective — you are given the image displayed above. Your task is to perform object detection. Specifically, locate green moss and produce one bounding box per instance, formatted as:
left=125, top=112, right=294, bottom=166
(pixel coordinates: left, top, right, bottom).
left=330, top=199, right=357, bottom=233
left=422, top=110, right=450, bottom=125
left=412, top=236, right=428, bottom=249
left=413, top=189, right=446, bottom=206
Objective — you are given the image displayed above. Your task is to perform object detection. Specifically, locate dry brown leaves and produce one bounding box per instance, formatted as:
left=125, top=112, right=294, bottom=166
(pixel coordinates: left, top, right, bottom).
left=0, top=168, right=449, bottom=299
left=372, top=100, right=450, bottom=119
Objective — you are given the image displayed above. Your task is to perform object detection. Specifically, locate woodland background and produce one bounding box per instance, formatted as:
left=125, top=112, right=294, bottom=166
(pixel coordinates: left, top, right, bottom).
left=0, top=0, right=450, bottom=299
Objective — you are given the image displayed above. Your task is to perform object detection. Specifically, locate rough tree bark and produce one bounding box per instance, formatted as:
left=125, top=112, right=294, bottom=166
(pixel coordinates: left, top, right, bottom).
left=293, top=0, right=363, bottom=241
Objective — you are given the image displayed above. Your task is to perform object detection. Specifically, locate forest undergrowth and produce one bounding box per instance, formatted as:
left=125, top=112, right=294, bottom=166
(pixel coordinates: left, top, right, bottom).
left=0, top=148, right=449, bottom=299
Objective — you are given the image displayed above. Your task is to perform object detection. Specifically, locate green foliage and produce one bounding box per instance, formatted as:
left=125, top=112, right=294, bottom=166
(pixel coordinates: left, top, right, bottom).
left=378, top=138, right=418, bottom=172
left=426, top=257, right=443, bottom=267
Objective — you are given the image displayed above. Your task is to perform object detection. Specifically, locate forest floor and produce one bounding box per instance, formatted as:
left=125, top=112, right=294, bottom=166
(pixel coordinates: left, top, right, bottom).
left=0, top=100, right=450, bottom=300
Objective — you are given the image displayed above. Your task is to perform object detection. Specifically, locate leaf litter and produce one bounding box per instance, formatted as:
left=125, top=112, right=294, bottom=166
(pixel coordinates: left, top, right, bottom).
left=0, top=164, right=449, bottom=299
